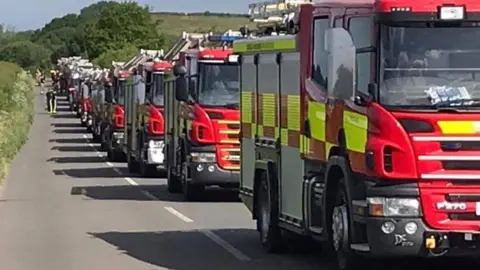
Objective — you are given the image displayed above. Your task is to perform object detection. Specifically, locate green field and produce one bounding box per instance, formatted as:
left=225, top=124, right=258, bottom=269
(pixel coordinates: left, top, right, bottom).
left=151, top=12, right=256, bottom=49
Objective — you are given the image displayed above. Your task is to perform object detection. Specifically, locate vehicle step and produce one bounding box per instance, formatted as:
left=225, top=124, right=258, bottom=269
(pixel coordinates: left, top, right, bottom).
left=309, top=226, right=323, bottom=234
left=350, top=243, right=370, bottom=252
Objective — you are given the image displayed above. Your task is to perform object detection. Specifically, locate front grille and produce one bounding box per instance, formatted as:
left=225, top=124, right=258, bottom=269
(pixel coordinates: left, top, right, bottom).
left=441, top=141, right=480, bottom=151
left=449, top=213, right=480, bottom=220
left=443, top=161, right=480, bottom=170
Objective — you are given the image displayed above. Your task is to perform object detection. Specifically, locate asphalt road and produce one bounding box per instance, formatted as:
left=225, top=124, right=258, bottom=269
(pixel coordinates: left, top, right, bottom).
left=0, top=90, right=476, bottom=270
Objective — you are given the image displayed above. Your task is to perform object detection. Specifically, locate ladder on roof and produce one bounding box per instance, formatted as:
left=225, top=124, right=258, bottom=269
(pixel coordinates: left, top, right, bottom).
left=248, top=0, right=309, bottom=35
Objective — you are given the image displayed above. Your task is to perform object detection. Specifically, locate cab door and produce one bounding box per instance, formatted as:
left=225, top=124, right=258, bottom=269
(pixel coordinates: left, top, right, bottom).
left=342, top=9, right=374, bottom=174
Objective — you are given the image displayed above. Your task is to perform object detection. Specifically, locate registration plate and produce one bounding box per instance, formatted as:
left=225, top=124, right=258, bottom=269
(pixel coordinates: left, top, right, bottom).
left=476, top=202, right=480, bottom=215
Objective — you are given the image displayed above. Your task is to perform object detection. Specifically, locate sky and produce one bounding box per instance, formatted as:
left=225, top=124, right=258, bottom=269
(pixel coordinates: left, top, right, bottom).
left=0, top=0, right=251, bottom=30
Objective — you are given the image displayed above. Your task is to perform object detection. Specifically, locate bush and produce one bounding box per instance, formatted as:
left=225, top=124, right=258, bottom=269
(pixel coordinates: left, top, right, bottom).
left=0, top=61, right=35, bottom=181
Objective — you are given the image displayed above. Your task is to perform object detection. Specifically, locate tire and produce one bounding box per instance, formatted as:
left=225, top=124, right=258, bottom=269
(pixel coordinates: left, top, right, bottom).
left=127, top=155, right=139, bottom=173
left=181, top=161, right=203, bottom=201
left=167, top=169, right=182, bottom=193
left=330, top=178, right=363, bottom=270
left=257, top=172, right=283, bottom=253
left=139, top=158, right=157, bottom=177
left=184, top=182, right=204, bottom=201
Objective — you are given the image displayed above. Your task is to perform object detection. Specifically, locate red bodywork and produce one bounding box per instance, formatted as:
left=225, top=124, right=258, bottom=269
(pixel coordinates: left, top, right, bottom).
left=181, top=47, right=240, bottom=170
left=112, top=70, right=130, bottom=129
left=298, top=0, right=480, bottom=232
left=145, top=61, right=172, bottom=136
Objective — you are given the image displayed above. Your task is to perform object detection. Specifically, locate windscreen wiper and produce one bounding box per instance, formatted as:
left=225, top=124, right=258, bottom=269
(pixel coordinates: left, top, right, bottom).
left=222, top=103, right=239, bottom=109
left=434, top=98, right=480, bottom=108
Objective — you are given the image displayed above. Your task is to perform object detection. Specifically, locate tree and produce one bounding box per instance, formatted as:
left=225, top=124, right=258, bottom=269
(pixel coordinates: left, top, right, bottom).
left=84, top=2, right=164, bottom=59
left=0, top=41, right=51, bottom=72
left=93, top=43, right=138, bottom=67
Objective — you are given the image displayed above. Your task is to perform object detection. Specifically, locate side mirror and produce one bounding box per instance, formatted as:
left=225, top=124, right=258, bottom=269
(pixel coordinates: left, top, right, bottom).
left=188, top=79, right=197, bottom=100
left=175, top=76, right=188, bottom=102
left=173, top=65, right=187, bottom=77
left=368, top=82, right=377, bottom=98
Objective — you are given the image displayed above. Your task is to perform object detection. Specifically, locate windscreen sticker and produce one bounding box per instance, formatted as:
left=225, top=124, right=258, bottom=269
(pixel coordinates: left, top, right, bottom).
left=425, top=86, right=471, bottom=105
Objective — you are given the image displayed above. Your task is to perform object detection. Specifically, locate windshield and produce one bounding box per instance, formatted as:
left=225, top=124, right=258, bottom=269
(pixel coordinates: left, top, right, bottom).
left=116, top=79, right=125, bottom=105
left=379, top=23, right=480, bottom=107
left=152, top=73, right=164, bottom=106
left=197, top=63, right=239, bottom=108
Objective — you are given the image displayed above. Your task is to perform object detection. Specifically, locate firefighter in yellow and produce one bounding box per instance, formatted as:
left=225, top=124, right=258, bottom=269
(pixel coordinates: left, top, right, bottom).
left=46, top=79, right=57, bottom=114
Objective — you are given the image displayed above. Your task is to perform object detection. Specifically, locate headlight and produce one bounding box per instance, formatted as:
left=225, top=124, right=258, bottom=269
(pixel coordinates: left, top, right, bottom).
left=191, top=152, right=216, bottom=163
left=113, top=132, right=123, bottom=139
left=367, top=197, right=421, bottom=217
left=148, top=140, right=164, bottom=148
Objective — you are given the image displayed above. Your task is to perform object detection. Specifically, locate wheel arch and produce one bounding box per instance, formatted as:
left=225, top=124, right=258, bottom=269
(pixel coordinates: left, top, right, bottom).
left=252, top=159, right=278, bottom=220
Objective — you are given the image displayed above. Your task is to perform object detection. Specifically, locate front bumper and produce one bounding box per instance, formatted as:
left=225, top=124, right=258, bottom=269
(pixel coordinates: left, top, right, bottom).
left=364, top=180, right=480, bottom=257
left=188, top=162, right=239, bottom=187
left=111, top=131, right=124, bottom=149
left=141, top=137, right=164, bottom=167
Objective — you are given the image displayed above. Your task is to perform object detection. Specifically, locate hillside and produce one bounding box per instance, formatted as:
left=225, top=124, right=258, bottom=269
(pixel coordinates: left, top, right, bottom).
left=151, top=12, right=256, bottom=49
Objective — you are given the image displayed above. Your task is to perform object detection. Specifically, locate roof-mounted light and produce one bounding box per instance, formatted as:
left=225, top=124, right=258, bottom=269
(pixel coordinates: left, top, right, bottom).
left=207, top=34, right=243, bottom=43
left=439, top=6, right=464, bottom=20
left=390, top=7, right=411, bottom=12
left=228, top=55, right=239, bottom=63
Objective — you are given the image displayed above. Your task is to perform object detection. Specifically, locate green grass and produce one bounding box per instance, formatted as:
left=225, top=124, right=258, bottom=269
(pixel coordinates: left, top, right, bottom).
left=0, top=61, right=35, bottom=182
left=151, top=13, right=255, bottom=49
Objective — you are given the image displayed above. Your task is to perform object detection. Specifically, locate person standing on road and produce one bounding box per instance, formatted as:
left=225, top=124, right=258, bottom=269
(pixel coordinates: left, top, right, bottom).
left=46, top=79, right=57, bottom=114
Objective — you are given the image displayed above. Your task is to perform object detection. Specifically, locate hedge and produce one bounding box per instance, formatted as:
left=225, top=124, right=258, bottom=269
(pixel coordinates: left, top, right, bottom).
left=0, top=61, right=35, bottom=182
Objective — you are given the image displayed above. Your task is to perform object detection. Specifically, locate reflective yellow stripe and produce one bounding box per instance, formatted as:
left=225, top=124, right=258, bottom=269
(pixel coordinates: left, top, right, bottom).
left=217, top=120, right=239, bottom=124
left=343, top=111, right=368, bottom=153
left=262, top=93, right=275, bottom=127
left=219, top=130, right=240, bottom=134
left=438, top=121, right=479, bottom=134
left=287, top=95, right=300, bottom=131
left=241, top=92, right=252, bottom=123
left=308, top=101, right=325, bottom=141
left=280, top=128, right=288, bottom=146
left=233, top=37, right=296, bottom=53
left=325, top=142, right=336, bottom=159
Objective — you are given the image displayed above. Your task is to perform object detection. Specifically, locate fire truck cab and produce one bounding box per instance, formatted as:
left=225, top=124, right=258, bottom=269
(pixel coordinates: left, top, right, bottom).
left=104, top=64, right=129, bottom=162
left=238, top=0, right=480, bottom=269
left=123, top=56, right=172, bottom=177
left=165, top=32, right=242, bottom=201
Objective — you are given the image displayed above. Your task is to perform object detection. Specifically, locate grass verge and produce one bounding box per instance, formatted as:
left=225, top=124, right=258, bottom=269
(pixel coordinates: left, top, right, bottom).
left=0, top=61, right=35, bottom=182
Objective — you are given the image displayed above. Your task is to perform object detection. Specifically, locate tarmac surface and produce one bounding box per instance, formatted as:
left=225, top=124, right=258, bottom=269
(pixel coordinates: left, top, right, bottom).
left=0, top=90, right=477, bottom=269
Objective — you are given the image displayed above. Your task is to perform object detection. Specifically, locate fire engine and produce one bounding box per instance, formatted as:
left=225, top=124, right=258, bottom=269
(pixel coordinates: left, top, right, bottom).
left=237, top=0, right=480, bottom=268
left=123, top=52, right=172, bottom=177
left=104, top=62, right=129, bottom=162
left=165, top=32, right=242, bottom=201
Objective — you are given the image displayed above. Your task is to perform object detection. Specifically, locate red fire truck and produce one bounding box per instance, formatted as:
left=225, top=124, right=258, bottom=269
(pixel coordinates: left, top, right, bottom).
left=165, top=33, right=241, bottom=201
left=104, top=66, right=129, bottom=162
left=123, top=58, right=173, bottom=177
left=238, top=0, right=480, bottom=268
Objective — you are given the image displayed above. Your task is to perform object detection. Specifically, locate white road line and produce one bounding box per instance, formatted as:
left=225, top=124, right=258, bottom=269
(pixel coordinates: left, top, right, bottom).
left=164, top=206, right=193, bottom=222
left=141, top=190, right=158, bottom=200
left=88, top=143, right=94, bottom=147
left=124, top=177, right=138, bottom=186
left=202, top=230, right=251, bottom=261
left=79, top=133, right=248, bottom=261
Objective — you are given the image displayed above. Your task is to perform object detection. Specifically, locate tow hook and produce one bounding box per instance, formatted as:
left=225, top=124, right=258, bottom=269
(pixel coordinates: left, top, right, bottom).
left=425, top=233, right=449, bottom=256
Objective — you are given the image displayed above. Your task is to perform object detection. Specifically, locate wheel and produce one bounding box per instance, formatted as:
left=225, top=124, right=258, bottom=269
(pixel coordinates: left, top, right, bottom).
left=127, top=155, right=139, bottom=173
left=139, top=157, right=157, bottom=177
left=184, top=182, right=204, bottom=201
left=256, top=172, right=283, bottom=253
left=330, top=178, right=363, bottom=270
left=167, top=167, right=182, bottom=193
left=181, top=161, right=203, bottom=201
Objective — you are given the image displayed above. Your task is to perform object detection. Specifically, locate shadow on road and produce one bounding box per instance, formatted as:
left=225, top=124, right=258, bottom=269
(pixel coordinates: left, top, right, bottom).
left=71, top=185, right=161, bottom=201
left=146, top=185, right=240, bottom=203
left=51, top=145, right=97, bottom=152
left=50, top=123, right=81, bottom=128
left=88, top=229, right=476, bottom=270
left=69, top=183, right=239, bottom=203
left=47, top=156, right=106, bottom=163
left=53, top=128, right=86, bottom=134
left=53, top=167, right=123, bottom=178
left=52, top=113, right=77, bottom=119
left=88, top=229, right=323, bottom=270
left=49, top=138, right=89, bottom=144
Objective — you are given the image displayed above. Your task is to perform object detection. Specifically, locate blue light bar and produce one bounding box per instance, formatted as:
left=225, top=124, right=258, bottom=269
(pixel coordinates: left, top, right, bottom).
left=207, top=34, right=243, bottom=43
